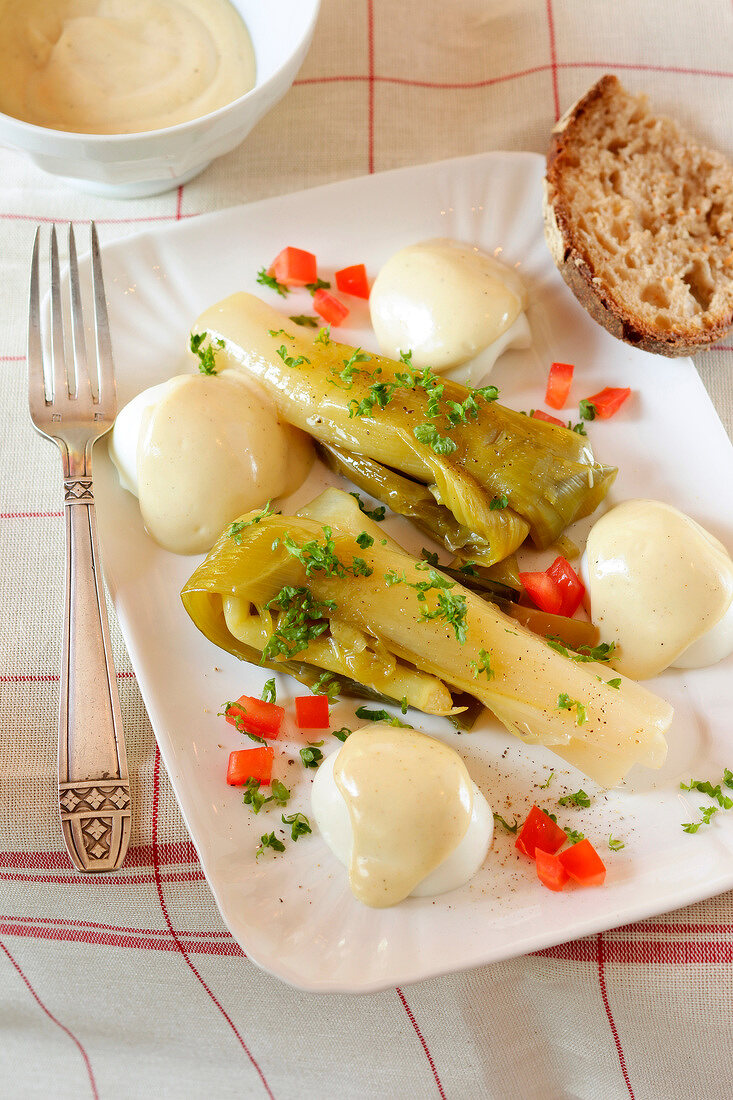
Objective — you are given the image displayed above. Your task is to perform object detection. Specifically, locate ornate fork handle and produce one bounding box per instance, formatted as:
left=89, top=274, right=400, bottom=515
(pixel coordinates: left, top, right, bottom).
left=59, top=456, right=131, bottom=872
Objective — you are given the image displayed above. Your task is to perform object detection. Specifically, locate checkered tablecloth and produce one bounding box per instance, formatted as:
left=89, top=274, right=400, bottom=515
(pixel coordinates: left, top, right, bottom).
left=1, top=2, right=732, bottom=1097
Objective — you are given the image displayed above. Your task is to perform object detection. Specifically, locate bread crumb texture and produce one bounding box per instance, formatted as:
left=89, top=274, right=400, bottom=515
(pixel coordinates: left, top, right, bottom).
left=545, top=75, right=733, bottom=354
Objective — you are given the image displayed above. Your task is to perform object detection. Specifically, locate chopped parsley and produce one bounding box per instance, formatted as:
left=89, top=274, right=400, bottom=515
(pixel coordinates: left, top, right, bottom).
left=256, top=268, right=289, bottom=297
left=226, top=500, right=276, bottom=544
left=354, top=706, right=410, bottom=727
left=493, top=812, right=519, bottom=833
left=282, top=812, right=312, bottom=840
left=413, top=422, right=458, bottom=455
left=540, top=770, right=555, bottom=789
left=337, top=348, right=372, bottom=388
left=420, top=549, right=440, bottom=567
left=289, top=314, right=319, bottom=328
left=332, top=727, right=352, bottom=742
left=356, top=531, right=374, bottom=549
left=276, top=344, right=310, bottom=369
left=578, top=398, right=597, bottom=421
left=190, top=332, right=223, bottom=375
left=300, top=745, right=324, bottom=768
left=261, top=679, right=277, bottom=704
left=568, top=420, right=587, bottom=435
left=261, top=586, right=336, bottom=662
left=274, top=525, right=372, bottom=579
left=546, top=637, right=616, bottom=665
left=489, top=494, right=509, bottom=510
left=458, top=562, right=479, bottom=577
left=682, top=806, right=720, bottom=833
left=242, top=777, right=290, bottom=815
left=558, top=788, right=591, bottom=808
left=680, top=778, right=733, bottom=810
left=470, top=648, right=494, bottom=680
left=311, top=671, right=340, bottom=704
left=557, top=694, right=587, bottom=726
left=256, top=831, right=286, bottom=858
left=349, top=492, right=386, bottom=522
left=606, top=677, right=622, bottom=689
left=564, top=827, right=585, bottom=845
left=305, top=277, right=330, bottom=295
left=608, top=835, right=625, bottom=851
left=314, top=325, right=331, bottom=345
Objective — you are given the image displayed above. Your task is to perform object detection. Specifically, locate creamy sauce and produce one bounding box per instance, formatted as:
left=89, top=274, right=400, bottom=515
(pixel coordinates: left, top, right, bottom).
left=0, top=0, right=255, bottom=134
left=369, top=238, right=530, bottom=383
left=333, top=725, right=474, bottom=908
left=110, top=372, right=313, bottom=555
left=584, top=499, right=733, bottom=680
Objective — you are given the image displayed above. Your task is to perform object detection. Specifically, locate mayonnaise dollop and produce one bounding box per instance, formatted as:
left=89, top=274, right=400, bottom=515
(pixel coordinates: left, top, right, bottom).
left=0, top=0, right=256, bottom=134
left=369, top=238, right=531, bottom=385
left=109, top=371, right=313, bottom=555
left=311, top=724, right=493, bottom=907
left=582, top=499, right=733, bottom=680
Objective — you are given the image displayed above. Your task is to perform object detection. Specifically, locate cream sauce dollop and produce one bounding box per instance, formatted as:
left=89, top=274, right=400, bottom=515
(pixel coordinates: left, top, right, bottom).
left=583, top=499, right=733, bottom=680
left=369, top=238, right=530, bottom=385
left=311, top=724, right=493, bottom=908
left=109, top=371, right=313, bottom=555
left=0, top=0, right=255, bottom=134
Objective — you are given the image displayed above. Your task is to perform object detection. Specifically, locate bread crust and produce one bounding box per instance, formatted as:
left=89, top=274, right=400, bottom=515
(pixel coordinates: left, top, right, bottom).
left=544, top=75, right=733, bottom=358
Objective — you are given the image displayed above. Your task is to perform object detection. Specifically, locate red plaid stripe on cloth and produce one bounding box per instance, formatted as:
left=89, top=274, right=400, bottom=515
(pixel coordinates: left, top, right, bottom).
left=1, top=2, right=732, bottom=1097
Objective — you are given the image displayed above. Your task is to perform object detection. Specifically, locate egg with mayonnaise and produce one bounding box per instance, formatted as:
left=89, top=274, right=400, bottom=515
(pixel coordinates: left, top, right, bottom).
left=581, top=499, right=733, bottom=680
left=311, top=724, right=493, bottom=907
left=109, top=371, right=313, bottom=555
left=369, top=238, right=531, bottom=385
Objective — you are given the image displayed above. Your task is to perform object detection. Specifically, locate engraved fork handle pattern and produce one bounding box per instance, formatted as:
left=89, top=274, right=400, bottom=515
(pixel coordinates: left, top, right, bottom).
left=60, top=467, right=131, bottom=873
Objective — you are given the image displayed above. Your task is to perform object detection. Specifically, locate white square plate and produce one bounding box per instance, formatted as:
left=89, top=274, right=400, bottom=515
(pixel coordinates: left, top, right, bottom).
left=93, top=152, right=733, bottom=992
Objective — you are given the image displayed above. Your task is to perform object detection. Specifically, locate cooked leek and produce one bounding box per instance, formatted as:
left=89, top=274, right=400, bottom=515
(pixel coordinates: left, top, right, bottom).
left=193, top=293, right=617, bottom=562
left=181, top=489, right=671, bottom=787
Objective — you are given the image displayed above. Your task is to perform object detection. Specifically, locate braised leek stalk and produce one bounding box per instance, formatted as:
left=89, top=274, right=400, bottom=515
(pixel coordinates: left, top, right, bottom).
left=193, top=293, right=616, bottom=562
left=181, top=488, right=671, bottom=787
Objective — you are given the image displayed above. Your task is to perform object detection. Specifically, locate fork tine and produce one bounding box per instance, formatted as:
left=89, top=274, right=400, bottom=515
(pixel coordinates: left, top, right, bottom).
left=90, top=223, right=116, bottom=413
left=67, top=223, right=91, bottom=402
left=49, top=225, right=68, bottom=401
left=27, top=227, right=48, bottom=410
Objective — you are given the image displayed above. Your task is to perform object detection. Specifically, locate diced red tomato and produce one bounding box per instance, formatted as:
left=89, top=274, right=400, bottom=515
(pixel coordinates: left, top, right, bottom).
left=268, top=247, right=317, bottom=287
left=225, top=696, right=284, bottom=739
left=516, top=805, right=567, bottom=859
left=295, top=694, right=330, bottom=729
left=545, top=362, right=574, bottom=410
left=226, top=747, right=274, bottom=786
left=535, top=847, right=570, bottom=891
left=518, top=570, right=563, bottom=616
left=584, top=386, right=631, bottom=419
left=335, top=263, right=370, bottom=299
left=531, top=408, right=565, bottom=427
left=313, top=288, right=349, bottom=326
left=559, top=838, right=606, bottom=885
left=546, top=556, right=585, bottom=618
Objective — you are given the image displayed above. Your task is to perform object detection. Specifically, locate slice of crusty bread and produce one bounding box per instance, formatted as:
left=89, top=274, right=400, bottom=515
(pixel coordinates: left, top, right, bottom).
left=543, top=75, right=733, bottom=356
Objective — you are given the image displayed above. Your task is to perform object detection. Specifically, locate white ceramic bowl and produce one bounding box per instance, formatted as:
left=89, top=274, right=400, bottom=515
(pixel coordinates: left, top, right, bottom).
left=0, top=0, right=321, bottom=198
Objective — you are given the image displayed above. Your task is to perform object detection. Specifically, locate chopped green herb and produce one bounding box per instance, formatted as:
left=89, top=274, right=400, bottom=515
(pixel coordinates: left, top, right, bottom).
left=493, top=812, right=519, bottom=833
left=300, top=745, right=324, bottom=768
left=276, top=344, right=310, bottom=370
left=606, top=677, right=622, bottom=689
left=470, top=648, right=494, bottom=680
left=540, top=770, right=555, bottom=789
left=270, top=780, right=290, bottom=807
left=413, top=422, right=458, bottom=455
left=398, top=349, right=413, bottom=365
left=354, top=706, right=410, bottom=728
left=275, top=525, right=372, bottom=579
left=680, top=779, right=733, bottom=810
left=356, top=531, right=374, bottom=549
left=311, top=671, right=340, bottom=704
left=349, top=492, right=386, bottom=522
left=565, top=828, right=585, bottom=845
left=190, top=331, right=223, bottom=375
left=289, top=314, right=319, bottom=328
left=305, top=277, right=330, bottom=295
left=489, top=494, right=509, bottom=511
left=558, top=788, right=592, bottom=808
left=242, top=778, right=271, bottom=814
left=401, top=696, right=408, bottom=715
left=261, top=678, right=277, bottom=704
left=608, top=835, right=625, bottom=851
left=557, top=696, right=587, bottom=726
left=315, top=325, right=331, bottom=345
left=421, top=548, right=440, bottom=567
left=256, top=268, right=289, bottom=297
left=579, top=398, right=597, bottom=422
left=261, top=586, right=336, bottom=662
left=458, top=562, right=478, bottom=577
left=282, top=812, right=312, bottom=840
left=332, top=727, right=352, bottom=742
left=338, top=348, right=372, bottom=388
left=683, top=805, right=720, bottom=833
left=546, top=637, right=616, bottom=665
left=227, top=500, right=276, bottom=544
left=256, top=831, right=286, bottom=858
left=268, top=328, right=291, bottom=338
left=568, top=420, right=587, bottom=435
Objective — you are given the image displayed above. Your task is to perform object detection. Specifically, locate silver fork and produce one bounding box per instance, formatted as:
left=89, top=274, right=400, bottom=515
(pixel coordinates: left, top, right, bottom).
left=28, top=223, right=131, bottom=873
